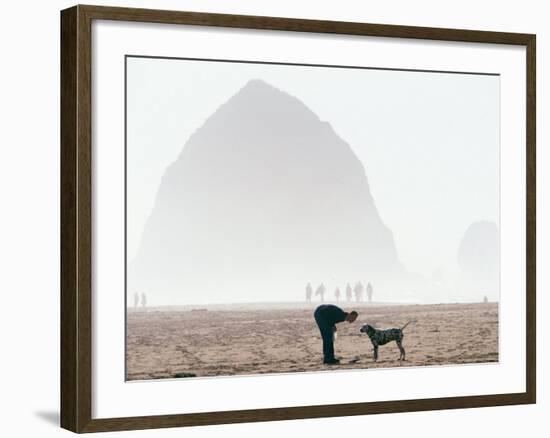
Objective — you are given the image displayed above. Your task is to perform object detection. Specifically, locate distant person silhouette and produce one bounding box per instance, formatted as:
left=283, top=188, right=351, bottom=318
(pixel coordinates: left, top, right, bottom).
left=334, top=287, right=341, bottom=302
left=345, top=283, right=352, bottom=302
left=141, top=292, right=147, bottom=309
left=354, top=282, right=364, bottom=302
left=313, top=304, right=358, bottom=364
left=133, top=292, right=139, bottom=308
left=315, top=283, right=326, bottom=302
left=305, top=282, right=313, bottom=302
left=367, top=282, right=373, bottom=303
left=483, top=295, right=489, bottom=304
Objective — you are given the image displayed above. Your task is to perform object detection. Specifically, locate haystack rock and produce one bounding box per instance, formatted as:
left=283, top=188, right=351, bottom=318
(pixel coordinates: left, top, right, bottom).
left=129, top=79, right=405, bottom=304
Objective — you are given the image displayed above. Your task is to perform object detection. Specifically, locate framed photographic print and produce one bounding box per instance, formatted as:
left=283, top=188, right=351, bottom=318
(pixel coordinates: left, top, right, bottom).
left=60, top=4, right=536, bottom=433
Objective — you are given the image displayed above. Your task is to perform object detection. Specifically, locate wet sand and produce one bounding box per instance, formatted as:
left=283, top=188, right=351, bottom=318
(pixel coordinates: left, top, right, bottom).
left=126, top=302, right=498, bottom=381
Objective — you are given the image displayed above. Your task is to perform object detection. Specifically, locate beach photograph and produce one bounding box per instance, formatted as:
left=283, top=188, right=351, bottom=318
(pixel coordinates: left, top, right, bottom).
left=125, top=56, right=500, bottom=380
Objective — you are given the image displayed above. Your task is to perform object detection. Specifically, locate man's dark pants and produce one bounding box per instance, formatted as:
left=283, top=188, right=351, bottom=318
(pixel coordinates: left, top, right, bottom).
left=314, top=307, right=335, bottom=362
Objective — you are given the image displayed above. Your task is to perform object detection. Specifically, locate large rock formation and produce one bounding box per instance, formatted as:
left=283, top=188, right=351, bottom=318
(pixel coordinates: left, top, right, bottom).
left=457, top=221, right=499, bottom=300
left=129, top=79, right=405, bottom=304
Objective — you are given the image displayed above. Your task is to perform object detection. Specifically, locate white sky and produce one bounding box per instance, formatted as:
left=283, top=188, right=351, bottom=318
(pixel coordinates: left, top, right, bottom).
left=126, top=57, right=499, bottom=279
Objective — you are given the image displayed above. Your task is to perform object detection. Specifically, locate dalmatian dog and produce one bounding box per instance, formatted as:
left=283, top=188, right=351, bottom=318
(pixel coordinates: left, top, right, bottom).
left=360, top=321, right=413, bottom=361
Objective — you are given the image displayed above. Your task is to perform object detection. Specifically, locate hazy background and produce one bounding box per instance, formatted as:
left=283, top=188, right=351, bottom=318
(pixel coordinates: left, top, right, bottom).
left=126, top=57, right=500, bottom=305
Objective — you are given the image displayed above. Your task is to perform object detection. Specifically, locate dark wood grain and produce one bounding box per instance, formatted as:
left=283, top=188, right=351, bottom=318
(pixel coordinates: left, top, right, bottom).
left=61, top=5, right=93, bottom=432
left=60, top=4, right=536, bottom=433
left=77, top=4, right=93, bottom=432
left=79, top=393, right=534, bottom=433
left=60, top=5, right=78, bottom=432
left=525, top=34, right=536, bottom=404
left=79, top=4, right=534, bottom=45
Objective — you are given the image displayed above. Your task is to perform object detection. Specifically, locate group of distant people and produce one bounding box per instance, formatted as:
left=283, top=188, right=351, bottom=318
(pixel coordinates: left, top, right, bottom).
left=305, top=282, right=374, bottom=303
left=133, top=292, right=148, bottom=308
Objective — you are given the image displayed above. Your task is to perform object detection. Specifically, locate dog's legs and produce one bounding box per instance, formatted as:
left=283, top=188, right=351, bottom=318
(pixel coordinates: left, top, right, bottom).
left=373, top=344, right=378, bottom=362
left=396, top=340, right=405, bottom=361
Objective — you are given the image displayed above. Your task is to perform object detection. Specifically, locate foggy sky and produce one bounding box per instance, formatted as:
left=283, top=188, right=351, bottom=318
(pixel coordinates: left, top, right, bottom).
left=126, top=57, right=499, bottom=304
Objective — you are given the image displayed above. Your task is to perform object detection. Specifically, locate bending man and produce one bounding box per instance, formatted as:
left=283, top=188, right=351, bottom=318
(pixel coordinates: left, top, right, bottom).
left=313, top=304, right=358, bottom=364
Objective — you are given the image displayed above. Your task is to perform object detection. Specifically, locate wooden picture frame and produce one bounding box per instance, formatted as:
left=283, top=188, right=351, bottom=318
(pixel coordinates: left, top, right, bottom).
left=61, top=4, right=536, bottom=433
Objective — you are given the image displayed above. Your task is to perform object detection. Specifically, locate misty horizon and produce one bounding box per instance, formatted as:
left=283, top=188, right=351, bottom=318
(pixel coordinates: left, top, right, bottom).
left=126, top=60, right=500, bottom=306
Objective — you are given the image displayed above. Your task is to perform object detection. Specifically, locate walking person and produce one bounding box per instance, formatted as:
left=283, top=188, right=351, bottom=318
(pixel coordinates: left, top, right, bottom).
left=354, top=281, right=364, bottom=302
left=141, top=292, right=147, bottom=309
left=345, top=283, right=352, bottom=302
left=334, top=287, right=341, bottom=302
left=367, top=282, right=373, bottom=303
left=313, top=304, right=358, bottom=364
left=315, top=283, right=326, bottom=302
left=305, top=282, right=313, bottom=302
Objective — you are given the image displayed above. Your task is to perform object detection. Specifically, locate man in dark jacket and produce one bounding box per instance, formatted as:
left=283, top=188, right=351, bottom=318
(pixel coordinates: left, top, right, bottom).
left=313, top=304, right=358, bottom=364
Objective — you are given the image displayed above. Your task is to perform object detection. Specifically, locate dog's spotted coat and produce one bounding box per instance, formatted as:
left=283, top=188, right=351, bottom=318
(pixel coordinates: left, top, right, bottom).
left=360, top=321, right=413, bottom=361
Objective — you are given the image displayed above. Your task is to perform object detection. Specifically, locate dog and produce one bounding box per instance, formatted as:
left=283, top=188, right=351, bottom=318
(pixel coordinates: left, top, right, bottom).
left=360, top=321, right=413, bottom=361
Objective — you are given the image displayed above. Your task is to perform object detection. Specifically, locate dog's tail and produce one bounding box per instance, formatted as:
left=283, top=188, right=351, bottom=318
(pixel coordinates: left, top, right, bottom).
left=401, top=320, right=415, bottom=331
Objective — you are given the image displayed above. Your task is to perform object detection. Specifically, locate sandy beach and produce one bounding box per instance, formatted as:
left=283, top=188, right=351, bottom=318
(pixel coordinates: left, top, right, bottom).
left=126, top=302, right=498, bottom=381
